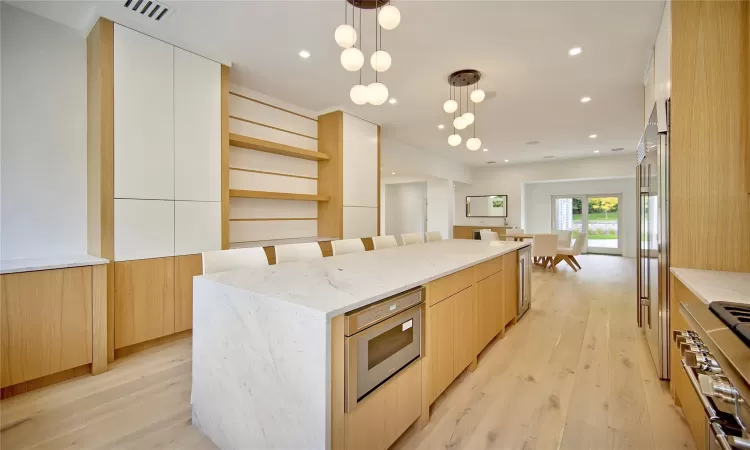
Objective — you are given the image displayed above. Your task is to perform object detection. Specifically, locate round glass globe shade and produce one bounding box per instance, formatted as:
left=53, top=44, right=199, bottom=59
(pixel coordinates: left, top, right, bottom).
left=368, top=82, right=389, bottom=105
left=443, top=99, right=458, bottom=113
left=470, top=89, right=485, bottom=103
left=448, top=134, right=462, bottom=147
left=350, top=84, right=369, bottom=105
left=370, top=50, right=392, bottom=72
left=334, top=24, right=357, bottom=48
left=462, top=112, right=475, bottom=125
left=378, top=5, right=401, bottom=30
left=467, top=137, right=482, bottom=151
left=340, top=47, right=364, bottom=72
left=453, top=116, right=467, bottom=130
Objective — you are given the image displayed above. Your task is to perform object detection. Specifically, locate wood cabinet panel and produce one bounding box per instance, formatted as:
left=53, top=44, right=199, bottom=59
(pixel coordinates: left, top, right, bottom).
left=475, top=256, right=503, bottom=282
left=476, top=272, right=504, bottom=354
left=114, top=257, right=175, bottom=349
left=345, top=360, right=421, bottom=450
left=453, top=285, right=476, bottom=376
left=1, top=267, right=93, bottom=387
left=503, top=251, right=518, bottom=325
left=427, top=267, right=474, bottom=307
left=175, top=254, right=203, bottom=333
left=429, top=296, right=454, bottom=403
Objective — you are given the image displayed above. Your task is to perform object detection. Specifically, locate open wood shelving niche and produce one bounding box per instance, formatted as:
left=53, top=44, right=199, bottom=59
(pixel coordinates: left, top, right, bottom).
left=229, top=133, right=329, bottom=161
left=228, top=189, right=329, bottom=202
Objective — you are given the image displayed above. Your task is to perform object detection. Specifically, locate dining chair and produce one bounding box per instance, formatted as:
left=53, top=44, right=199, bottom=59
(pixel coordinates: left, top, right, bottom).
left=275, top=242, right=323, bottom=264
left=531, top=234, right=559, bottom=272
left=372, top=235, right=399, bottom=250
left=425, top=231, right=443, bottom=242
left=202, top=247, right=269, bottom=274
left=401, top=232, right=424, bottom=246
left=555, top=233, right=587, bottom=271
left=480, top=230, right=500, bottom=241
left=557, top=230, right=572, bottom=248
left=506, top=228, right=524, bottom=241
left=332, top=238, right=365, bottom=256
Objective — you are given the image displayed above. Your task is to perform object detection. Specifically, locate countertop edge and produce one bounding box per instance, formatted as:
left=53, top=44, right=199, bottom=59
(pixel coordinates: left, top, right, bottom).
left=671, top=267, right=750, bottom=306
left=1, top=255, right=111, bottom=275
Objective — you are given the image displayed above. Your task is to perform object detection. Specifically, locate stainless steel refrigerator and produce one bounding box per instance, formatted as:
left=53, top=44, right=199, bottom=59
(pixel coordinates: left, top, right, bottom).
left=636, top=101, right=670, bottom=380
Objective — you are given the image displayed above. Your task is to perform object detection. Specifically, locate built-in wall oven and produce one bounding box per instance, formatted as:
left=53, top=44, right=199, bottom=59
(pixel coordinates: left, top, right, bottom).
left=344, top=287, right=424, bottom=412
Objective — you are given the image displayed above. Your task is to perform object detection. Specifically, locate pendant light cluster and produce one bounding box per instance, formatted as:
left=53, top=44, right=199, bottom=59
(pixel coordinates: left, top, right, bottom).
left=334, top=0, right=400, bottom=106
left=443, top=70, right=485, bottom=151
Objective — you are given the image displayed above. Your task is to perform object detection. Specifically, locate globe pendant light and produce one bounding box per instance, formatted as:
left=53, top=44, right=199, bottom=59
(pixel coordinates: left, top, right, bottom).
left=341, top=47, right=364, bottom=71
left=453, top=116, right=467, bottom=130
left=470, top=88, right=485, bottom=103
left=378, top=4, right=401, bottom=30
left=368, top=82, right=389, bottom=105
left=350, top=84, right=369, bottom=105
left=448, top=134, right=462, bottom=147
left=370, top=50, right=391, bottom=72
left=462, top=112, right=475, bottom=125
left=443, top=100, right=458, bottom=113
left=466, top=137, right=481, bottom=151
left=335, top=24, right=357, bottom=48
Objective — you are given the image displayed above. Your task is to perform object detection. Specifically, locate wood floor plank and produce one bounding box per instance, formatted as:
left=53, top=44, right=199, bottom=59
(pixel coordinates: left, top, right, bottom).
left=0, top=256, right=695, bottom=450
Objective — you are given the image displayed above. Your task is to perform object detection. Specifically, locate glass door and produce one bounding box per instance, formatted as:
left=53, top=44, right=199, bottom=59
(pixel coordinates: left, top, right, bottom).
left=552, top=196, right=584, bottom=248
left=586, top=195, right=622, bottom=255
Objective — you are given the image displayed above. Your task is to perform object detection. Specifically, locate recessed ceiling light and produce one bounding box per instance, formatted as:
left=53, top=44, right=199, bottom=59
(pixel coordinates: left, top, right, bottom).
left=482, top=148, right=488, bottom=152
left=388, top=98, right=397, bottom=105
left=504, top=159, right=509, bottom=163
left=438, top=124, right=444, bottom=130
left=568, top=47, right=582, bottom=56
left=589, top=134, right=597, bottom=139
left=580, top=96, right=592, bottom=103
left=298, top=50, right=311, bottom=59
left=391, top=172, right=395, bottom=175
left=594, top=150, right=600, bottom=153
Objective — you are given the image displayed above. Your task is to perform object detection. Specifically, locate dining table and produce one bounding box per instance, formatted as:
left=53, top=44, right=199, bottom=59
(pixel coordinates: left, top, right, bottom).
left=506, top=234, right=535, bottom=241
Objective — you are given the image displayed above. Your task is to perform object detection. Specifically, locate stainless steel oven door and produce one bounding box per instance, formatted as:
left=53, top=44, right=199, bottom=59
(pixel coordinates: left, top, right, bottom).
left=345, top=303, right=423, bottom=412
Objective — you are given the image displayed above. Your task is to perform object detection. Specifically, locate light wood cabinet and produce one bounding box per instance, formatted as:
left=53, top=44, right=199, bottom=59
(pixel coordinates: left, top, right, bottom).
left=175, top=254, right=203, bottom=333
left=452, top=285, right=476, bottom=375
left=429, top=295, right=454, bottom=403
left=427, top=267, right=474, bottom=306
left=1, top=267, right=93, bottom=387
left=476, top=272, right=504, bottom=353
left=114, top=257, right=175, bottom=349
left=503, top=251, right=519, bottom=325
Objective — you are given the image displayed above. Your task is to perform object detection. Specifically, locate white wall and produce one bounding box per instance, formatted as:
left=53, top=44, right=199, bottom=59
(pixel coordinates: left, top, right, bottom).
left=385, top=182, right=426, bottom=244
left=1, top=4, right=87, bottom=259
left=455, top=154, right=635, bottom=229
left=426, top=178, right=454, bottom=240
left=380, top=138, right=471, bottom=184
left=522, top=177, right=636, bottom=257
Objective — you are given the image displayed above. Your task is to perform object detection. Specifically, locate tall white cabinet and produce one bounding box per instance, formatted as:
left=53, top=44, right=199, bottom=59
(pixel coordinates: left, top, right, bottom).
left=342, top=114, right=379, bottom=238
left=113, top=24, right=221, bottom=262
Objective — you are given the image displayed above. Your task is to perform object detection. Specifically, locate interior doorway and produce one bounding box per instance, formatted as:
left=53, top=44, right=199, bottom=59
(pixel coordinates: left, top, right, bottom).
left=552, top=194, right=622, bottom=255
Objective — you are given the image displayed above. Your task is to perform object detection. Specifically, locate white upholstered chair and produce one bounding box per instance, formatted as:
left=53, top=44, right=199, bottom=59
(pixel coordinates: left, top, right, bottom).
left=506, top=228, right=524, bottom=241
left=372, top=235, right=399, bottom=250
left=480, top=230, right=500, bottom=241
left=274, top=242, right=323, bottom=264
left=202, top=247, right=269, bottom=274
left=425, top=231, right=443, bottom=242
left=401, top=232, right=424, bottom=246
left=531, top=234, right=560, bottom=272
left=557, top=230, right=573, bottom=248
left=332, top=238, right=365, bottom=256
left=555, top=233, right=587, bottom=271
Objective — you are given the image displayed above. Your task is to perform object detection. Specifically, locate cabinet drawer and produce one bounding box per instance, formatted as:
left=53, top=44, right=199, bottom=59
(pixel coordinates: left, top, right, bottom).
left=475, top=256, right=503, bottom=282
left=427, top=267, right=474, bottom=306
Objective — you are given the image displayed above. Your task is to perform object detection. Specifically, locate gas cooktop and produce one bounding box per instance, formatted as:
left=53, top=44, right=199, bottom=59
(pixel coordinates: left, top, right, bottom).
left=709, top=302, right=750, bottom=346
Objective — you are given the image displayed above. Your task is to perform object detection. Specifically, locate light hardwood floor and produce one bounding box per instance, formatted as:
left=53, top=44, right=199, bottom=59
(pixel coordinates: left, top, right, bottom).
left=0, top=255, right=694, bottom=450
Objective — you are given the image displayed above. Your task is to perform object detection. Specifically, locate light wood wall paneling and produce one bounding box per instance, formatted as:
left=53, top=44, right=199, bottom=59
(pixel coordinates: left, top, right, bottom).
left=222, top=65, right=230, bottom=250
left=1, top=267, right=93, bottom=387
left=92, top=264, right=108, bottom=375
left=671, top=0, right=750, bottom=272
left=229, top=197, right=317, bottom=220
left=230, top=169, right=317, bottom=194
left=228, top=92, right=318, bottom=139
left=114, top=257, right=175, bottom=349
left=230, top=147, right=318, bottom=178
left=229, top=91, right=317, bottom=122
left=228, top=126, right=318, bottom=153
left=175, top=254, right=203, bottom=333
left=229, top=220, right=318, bottom=244
left=86, top=17, right=115, bottom=363
left=317, top=111, right=344, bottom=239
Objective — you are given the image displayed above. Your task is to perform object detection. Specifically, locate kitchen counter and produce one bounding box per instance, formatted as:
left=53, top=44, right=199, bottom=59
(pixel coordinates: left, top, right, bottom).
left=191, top=240, right=529, bottom=450
left=670, top=267, right=750, bottom=305
left=0, top=254, right=109, bottom=274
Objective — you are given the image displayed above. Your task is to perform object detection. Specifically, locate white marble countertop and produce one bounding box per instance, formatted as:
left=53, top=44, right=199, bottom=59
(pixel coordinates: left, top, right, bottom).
left=201, top=239, right=529, bottom=318
left=671, top=267, right=750, bottom=306
left=229, top=236, right=338, bottom=249
left=1, top=254, right=109, bottom=275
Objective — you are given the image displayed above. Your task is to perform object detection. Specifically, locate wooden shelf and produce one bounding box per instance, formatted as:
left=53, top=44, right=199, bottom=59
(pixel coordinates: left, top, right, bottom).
left=229, top=134, right=329, bottom=161
left=229, top=189, right=330, bottom=202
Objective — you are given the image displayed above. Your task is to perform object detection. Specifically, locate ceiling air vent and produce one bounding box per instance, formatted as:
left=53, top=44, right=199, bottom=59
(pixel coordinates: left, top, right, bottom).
left=525, top=140, right=540, bottom=145
left=123, top=0, right=174, bottom=22
left=611, top=147, right=625, bottom=152
left=487, top=161, right=497, bottom=164
left=543, top=155, right=555, bottom=159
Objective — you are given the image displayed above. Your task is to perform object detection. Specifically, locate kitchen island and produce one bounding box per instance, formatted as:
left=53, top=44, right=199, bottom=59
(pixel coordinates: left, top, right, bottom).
left=191, top=239, right=529, bottom=450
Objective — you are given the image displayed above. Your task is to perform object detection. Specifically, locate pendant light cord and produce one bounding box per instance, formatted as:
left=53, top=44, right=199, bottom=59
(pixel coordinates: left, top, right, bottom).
left=357, top=3, right=361, bottom=85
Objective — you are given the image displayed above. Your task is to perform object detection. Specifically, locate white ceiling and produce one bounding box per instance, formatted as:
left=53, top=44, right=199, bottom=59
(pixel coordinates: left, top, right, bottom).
left=13, top=0, right=663, bottom=166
